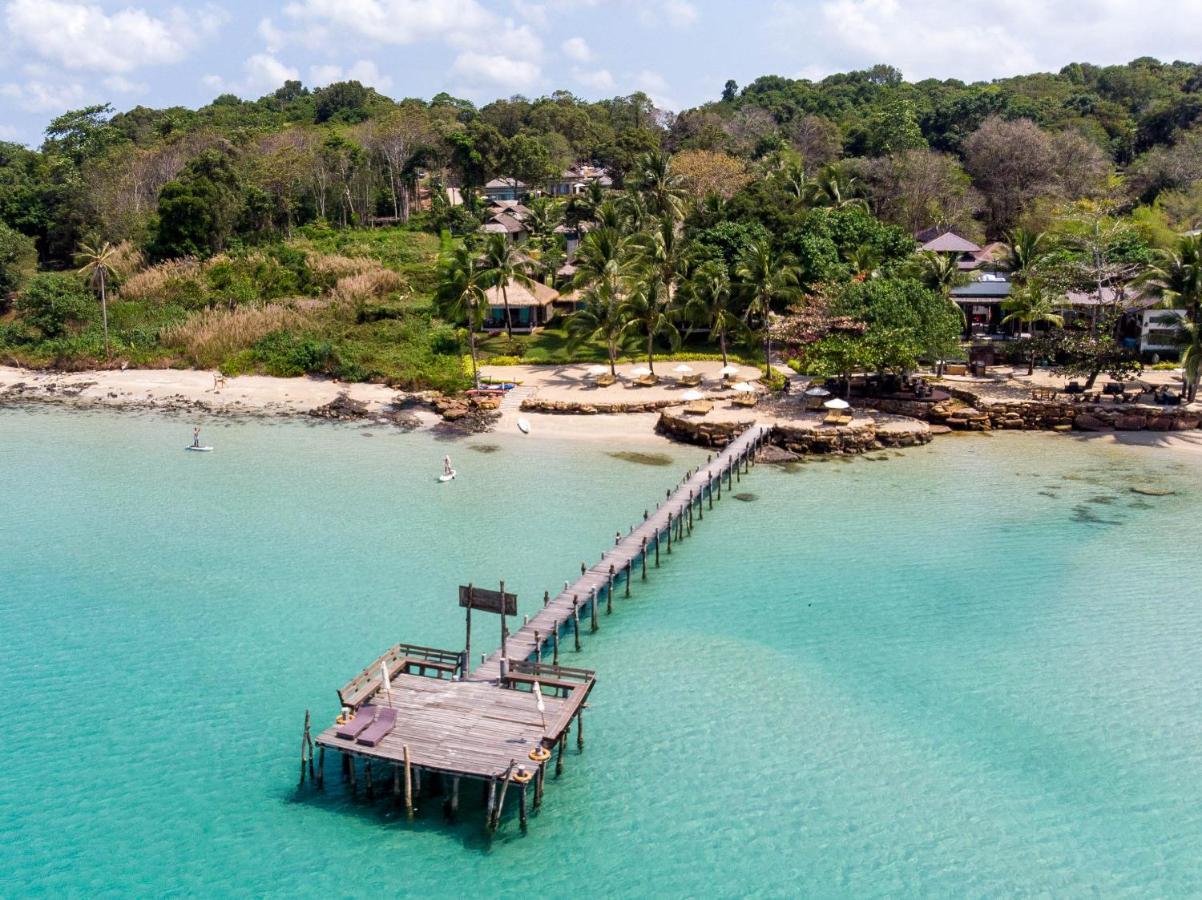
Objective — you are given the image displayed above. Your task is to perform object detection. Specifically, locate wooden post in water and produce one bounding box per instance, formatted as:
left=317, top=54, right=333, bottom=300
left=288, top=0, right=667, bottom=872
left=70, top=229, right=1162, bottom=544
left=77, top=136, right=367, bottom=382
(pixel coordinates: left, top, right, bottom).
left=316, top=746, right=324, bottom=790
left=519, top=784, right=529, bottom=832
left=403, top=744, right=413, bottom=819
left=493, top=761, right=516, bottom=831
left=464, top=582, right=473, bottom=678
left=576, top=710, right=585, bottom=750
left=299, top=709, right=310, bottom=787
left=590, top=586, right=598, bottom=632
left=365, top=760, right=374, bottom=801
left=641, top=537, right=648, bottom=579
left=624, top=561, right=632, bottom=597
left=708, top=481, right=713, bottom=510
left=654, top=532, right=660, bottom=567
left=499, top=580, right=508, bottom=666
left=555, top=734, right=565, bottom=777
left=552, top=627, right=559, bottom=665
left=543, top=589, right=549, bottom=606
left=534, top=629, right=541, bottom=659
left=392, top=763, right=400, bottom=802
left=485, top=778, right=497, bottom=831
left=534, top=763, right=544, bottom=809
left=414, top=766, right=422, bottom=798
left=349, top=754, right=357, bottom=794
left=698, top=486, right=704, bottom=520
left=572, top=597, right=581, bottom=651
left=607, top=565, right=615, bottom=614
left=341, top=750, right=350, bottom=781
left=717, top=469, right=722, bottom=499
left=448, top=776, right=460, bottom=819
left=688, top=493, right=694, bottom=533
left=666, top=511, right=673, bottom=554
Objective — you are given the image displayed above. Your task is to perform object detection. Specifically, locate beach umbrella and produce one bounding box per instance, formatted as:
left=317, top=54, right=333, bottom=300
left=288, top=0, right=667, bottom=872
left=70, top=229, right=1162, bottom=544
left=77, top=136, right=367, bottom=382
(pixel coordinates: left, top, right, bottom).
left=823, top=398, right=850, bottom=410
left=731, top=381, right=755, bottom=393
left=631, top=366, right=652, bottom=377
left=719, top=364, right=740, bottom=376
left=681, top=389, right=704, bottom=401
left=379, top=662, right=392, bottom=707
left=586, top=364, right=607, bottom=376
left=804, top=386, right=831, bottom=397
left=533, top=679, right=546, bottom=727
left=673, top=364, right=694, bottom=374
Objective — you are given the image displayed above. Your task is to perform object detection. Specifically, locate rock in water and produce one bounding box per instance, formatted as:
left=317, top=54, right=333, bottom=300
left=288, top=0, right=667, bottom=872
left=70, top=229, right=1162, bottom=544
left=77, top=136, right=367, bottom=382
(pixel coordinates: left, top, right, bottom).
left=734, top=493, right=757, bottom=502
left=1130, top=485, right=1175, bottom=497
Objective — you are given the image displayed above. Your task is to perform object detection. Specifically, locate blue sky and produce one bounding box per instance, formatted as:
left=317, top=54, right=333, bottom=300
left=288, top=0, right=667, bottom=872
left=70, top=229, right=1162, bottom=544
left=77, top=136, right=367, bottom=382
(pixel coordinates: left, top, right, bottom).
left=1, top=0, right=1200, bottom=145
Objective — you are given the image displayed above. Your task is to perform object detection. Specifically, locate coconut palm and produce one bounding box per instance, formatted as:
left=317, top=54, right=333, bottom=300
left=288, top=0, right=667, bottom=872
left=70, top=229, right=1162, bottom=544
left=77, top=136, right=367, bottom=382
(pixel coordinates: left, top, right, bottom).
left=620, top=274, right=680, bottom=374
left=1001, top=227, right=1048, bottom=283
left=634, top=216, right=689, bottom=298
left=844, top=242, right=883, bottom=281
left=76, top=240, right=124, bottom=358
left=480, top=232, right=533, bottom=340
left=681, top=259, right=741, bottom=366
left=567, top=282, right=627, bottom=376
left=909, top=251, right=969, bottom=353
left=1140, top=234, right=1202, bottom=321
left=572, top=227, right=635, bottom=295
left=632, top=151, right=687, bottom=222
left=735, top=240, right=801, bottom=377
left=1002, top=283, right=1065, bottom=375
left=1177, top=317, right=1202, bottom=401
left=803, top=164, right=866, bottom=210
left=437, top=245, right=489, bottom=387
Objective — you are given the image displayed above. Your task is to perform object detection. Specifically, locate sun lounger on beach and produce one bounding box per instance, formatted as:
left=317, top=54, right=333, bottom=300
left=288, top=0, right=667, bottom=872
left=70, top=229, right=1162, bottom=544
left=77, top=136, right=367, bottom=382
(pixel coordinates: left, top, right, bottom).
left=823, top=412, right=854, bottom=426
left=336, top=705, right=379, bottom=740
left=678, top=373, right=703, bottom=387
left=683, top=400, right=713, bottom=416
left=632, top=373, right=659, bottom=387
left=356, top=707, right=398, bottom=747
left=595, top=372, right=616, bottom=387
left=731, top=392, right=758, bottom=407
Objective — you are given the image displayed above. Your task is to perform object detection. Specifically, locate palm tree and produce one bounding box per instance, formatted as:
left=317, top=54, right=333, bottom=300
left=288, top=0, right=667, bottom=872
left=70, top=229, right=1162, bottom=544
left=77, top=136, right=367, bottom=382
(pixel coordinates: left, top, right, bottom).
left=572, top=227, right=634, bottom=295
left=803, top=164, right=866, bottom=210
left=681, top=260, right=741, bottom=366
left=480, top=232, right=533, bottom=340
left=735, top=240, right=801, bottom=377
left=76, top=240, right=124, bottom=358
left=634, top=216, right=689, bottom=298
left=1001, top=228, right=1048, bottom=283
left=844, top=242, right=883, bottom=281
left=620, top=274, right=680, bottom=374
left=437, top=245, right=489, bottom=387
left=567, top=282, right=627, bottom=375
left=1002, top=284, right=1065, bottom=375
left=1140, top=234, right=1202, bottom=321
left=632, top=151, right=687, bottom=222
left=1177, top=317, right=1202, bottom=402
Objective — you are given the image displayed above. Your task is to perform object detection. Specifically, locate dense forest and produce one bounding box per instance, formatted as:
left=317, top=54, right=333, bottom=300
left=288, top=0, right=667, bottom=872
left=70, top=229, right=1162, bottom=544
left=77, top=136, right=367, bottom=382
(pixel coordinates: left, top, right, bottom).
left=2, top=58, right=1201, bottom=390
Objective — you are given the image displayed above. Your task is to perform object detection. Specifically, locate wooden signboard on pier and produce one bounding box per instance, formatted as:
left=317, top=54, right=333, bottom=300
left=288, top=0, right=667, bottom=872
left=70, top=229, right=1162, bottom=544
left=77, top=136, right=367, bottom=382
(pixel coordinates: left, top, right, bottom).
left=458, top=585, right=517, bottom=615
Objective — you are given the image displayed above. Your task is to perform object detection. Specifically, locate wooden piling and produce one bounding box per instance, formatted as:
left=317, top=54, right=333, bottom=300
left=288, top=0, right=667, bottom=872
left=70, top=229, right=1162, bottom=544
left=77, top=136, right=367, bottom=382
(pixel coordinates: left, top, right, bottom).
left=403, top=744, right=413, bottom=819
left=624, top=561, right=631, bottom=597
left=534, top=763, right=544, bottom=809
left=572, top=598, right=581, bottom=651
left=607, top=564, right=615, bottom=614
left=486, top=777, right=497, bottom=831
left=349, top=754, right=357, bottom=794
left=519, top=784, right=528, bottom=832
left=365, top=759, right=374, bottom=801
left=316, top=746, right=324, bottom=790
left=553, top=627, right=560, bottom=665
left=493, top=761, right=516, bottom=831
left=555, top=734, right=565, bottom=777
left=576, top=709, right=585, bottom=750
left=590, top=586, right=598, bottom=632
left=654, top=533, right=660, bottom=567
left=641, top=537, right=647, bottom=579
left=666, top=511, right=673, bottom=553
left=448, top=776, right=460, bottom=819
left=543, top=589, right=549, bottom=606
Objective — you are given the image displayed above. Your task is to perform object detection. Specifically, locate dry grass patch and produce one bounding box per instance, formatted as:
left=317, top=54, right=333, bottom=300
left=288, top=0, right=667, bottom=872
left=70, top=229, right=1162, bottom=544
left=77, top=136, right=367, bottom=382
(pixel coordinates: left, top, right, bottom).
left=120, top=258, right=205, bottom=303
left=160, top=304, right=303, bottom=368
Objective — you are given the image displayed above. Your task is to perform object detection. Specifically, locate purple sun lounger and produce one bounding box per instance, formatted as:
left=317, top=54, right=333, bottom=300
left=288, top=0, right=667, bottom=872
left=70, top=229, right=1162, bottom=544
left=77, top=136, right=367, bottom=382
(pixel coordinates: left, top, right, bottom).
left=336, top=705, right=378, bottom=740
left=356, top=707, right=397, bottom=747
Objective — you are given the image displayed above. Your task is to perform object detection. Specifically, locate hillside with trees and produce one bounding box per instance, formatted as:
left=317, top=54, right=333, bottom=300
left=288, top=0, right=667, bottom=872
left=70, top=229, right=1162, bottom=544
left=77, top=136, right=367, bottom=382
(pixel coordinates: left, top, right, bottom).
left=1, top=58, right=1201, bottom=390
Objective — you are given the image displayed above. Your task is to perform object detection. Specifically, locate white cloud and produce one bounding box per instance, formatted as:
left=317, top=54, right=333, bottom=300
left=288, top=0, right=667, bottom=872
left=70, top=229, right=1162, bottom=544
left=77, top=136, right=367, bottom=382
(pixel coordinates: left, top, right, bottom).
left=513, top=0, right=547, bottom=27
left=102, top=75, right=147, bottom=95
left=634, top=69, right=677, bottom=109
left=573, top=67, right=614, bottom=92
left=308, top=59, right=393, bottom=91
left=663, top=0, right=697, bottom=27
left=563, top=36, right=593, bottom=63
left=283, top=0, right=492, bottom=46
left=451, top=51, right=541, bottom=93
left=204, top=53, right=299, bottom=98
left=4, top=0, right=224, bottom=73
left=0, top=79, right=85, bottom=112
left=770, top=0, right=1202, bottom=83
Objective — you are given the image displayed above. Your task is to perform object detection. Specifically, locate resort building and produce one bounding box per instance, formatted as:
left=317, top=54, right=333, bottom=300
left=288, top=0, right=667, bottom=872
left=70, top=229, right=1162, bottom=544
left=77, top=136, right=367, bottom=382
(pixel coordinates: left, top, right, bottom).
left=547, top=165, right=613, bottom=196
left=482, top=279, right=560, bottom=331
left=952, top=273, right=1013, bottom=335
left=484, top=177, right=527, bottom=202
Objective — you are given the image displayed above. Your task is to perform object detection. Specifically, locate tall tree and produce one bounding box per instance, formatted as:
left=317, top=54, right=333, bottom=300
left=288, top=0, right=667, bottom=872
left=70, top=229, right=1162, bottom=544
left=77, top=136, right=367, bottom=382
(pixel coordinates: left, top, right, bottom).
left=736, top=240, right=801, bottom=376
left=1002, top=283, right=1065, bottom=374
left=632, top=151, right=687, bottom=221
left=682, top=259, right=741, bottom=366
left=76, top=240, right=126, bottom=358
left=481, top=232, right=533, bottom=340
left=567, top=282, right=627, bottom=375
left=620, top=273, right=679, bottom=373
left=437, top=245, right=489, bottom=387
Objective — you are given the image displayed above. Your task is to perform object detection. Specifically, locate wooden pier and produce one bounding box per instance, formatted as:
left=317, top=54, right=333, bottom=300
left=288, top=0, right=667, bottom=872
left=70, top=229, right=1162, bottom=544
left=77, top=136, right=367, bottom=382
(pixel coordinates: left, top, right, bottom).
left=306, top=423, right=772, bottom=832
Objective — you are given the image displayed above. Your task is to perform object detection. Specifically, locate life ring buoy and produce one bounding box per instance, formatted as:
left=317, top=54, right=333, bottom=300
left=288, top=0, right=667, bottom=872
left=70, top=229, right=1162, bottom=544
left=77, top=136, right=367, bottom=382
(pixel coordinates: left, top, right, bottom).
left=528, top=747, right=551, bottom=763
left=511, top=767, right=534, bottom=784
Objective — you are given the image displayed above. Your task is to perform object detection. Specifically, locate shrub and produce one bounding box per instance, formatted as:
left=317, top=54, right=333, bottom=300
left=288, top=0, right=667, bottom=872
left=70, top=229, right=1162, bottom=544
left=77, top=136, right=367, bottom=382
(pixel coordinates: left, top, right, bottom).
left=252, top=330, right=335, bottom=377
left=15, top=273, right=94, bottom=338
left=120, top=258, right=209, bottom=307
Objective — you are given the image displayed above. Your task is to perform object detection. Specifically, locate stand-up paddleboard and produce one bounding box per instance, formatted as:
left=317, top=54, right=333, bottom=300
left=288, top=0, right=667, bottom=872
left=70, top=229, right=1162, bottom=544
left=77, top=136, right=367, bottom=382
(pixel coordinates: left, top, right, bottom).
left=517, top=417, right=531, bottom=434
left=185, top=446, right=214, bottom=452
left=438, top=469, right=456, bottom=482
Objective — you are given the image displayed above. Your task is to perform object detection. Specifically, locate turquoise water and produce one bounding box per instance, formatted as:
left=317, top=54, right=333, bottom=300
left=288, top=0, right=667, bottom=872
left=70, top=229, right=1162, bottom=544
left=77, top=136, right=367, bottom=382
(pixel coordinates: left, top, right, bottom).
left=3, top=406, right=1202, bottom=897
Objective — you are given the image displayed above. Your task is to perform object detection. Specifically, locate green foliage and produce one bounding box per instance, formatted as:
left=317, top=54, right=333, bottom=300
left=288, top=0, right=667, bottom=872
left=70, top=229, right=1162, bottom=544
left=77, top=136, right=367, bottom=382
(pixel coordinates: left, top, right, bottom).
left=0, top=221, right=36, bottom=297
left=251, top=331, right=335, bottom=377
left=15, top=273, right=93, bottom=338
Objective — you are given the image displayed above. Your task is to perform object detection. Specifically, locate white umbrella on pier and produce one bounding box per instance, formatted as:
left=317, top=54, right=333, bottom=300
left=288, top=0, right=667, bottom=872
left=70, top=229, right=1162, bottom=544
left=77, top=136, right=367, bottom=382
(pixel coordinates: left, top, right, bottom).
left=719, top=364, right=740, bottom=376
left=681, top=389, right=704, bottom=401
left=631, top=366, right=652, bottom=377
left=731, top=382, right=755, bottom=393
left=533, top=679, right=546, bottom=727
left=673, top=364, right=694, bottom=373
left=823, top=397, right=850, bottom=410
left=379, top=662, right=392, bottom=707
left=586, top=364, right=607, bottom=376
left=804, top=386, right=831, bottom=397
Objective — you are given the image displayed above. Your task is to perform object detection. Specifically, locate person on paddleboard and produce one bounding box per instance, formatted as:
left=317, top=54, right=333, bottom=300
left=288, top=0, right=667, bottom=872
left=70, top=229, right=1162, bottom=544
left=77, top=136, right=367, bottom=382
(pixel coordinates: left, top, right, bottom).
left=193, top=427, right=201, bottom=448
left=443, top=455, right=453, bottom=477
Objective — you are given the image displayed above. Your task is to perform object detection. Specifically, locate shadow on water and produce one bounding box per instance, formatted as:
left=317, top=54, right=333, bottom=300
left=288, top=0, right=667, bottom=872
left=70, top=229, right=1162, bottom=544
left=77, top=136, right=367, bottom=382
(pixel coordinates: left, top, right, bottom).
left=607, top=451, right=674, bottom=467
left=468, top=443, right=501, bottom=454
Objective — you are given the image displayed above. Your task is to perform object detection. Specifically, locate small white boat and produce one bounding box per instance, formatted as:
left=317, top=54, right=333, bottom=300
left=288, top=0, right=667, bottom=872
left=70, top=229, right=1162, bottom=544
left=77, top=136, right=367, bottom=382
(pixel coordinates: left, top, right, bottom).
left=185, top=446, right=214, bottom=452
left=517, top=417, right=531, bottom=434
left=438, top=469, right=456, bottom=483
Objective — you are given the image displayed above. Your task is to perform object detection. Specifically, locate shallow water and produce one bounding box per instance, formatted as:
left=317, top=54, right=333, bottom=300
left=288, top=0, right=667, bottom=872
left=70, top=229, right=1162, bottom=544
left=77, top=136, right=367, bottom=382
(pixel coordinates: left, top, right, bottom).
left=2, top=408, right=1201, bottom=897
